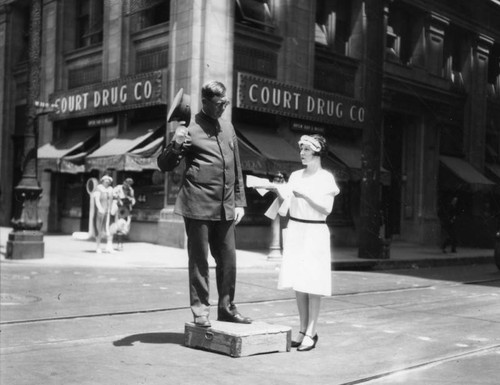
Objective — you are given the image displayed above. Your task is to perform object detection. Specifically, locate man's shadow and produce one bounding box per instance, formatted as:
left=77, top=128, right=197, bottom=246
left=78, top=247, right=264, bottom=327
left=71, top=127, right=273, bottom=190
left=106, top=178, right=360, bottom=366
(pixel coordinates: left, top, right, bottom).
left=113, top=332, right=184, bottom=347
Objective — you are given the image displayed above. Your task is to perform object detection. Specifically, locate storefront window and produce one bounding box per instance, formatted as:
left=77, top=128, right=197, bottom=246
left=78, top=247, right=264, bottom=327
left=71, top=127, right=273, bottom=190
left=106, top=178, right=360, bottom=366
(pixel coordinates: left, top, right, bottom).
left=61, top=174, right=86, bottom=218
left=486, top=114, right=500, bottom=163
left=76, top=0, right=104, bottom=48
left=117, top=170, right=165, bottom=221
left=440, top=124, right=464, bottom=157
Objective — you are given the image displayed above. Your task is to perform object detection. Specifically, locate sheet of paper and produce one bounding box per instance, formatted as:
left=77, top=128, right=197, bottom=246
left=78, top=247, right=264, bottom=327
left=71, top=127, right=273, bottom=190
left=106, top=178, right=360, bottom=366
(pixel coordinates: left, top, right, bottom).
left=246, top=175, right=274, bottom=196
left=264, top=198, right=280, bottom=219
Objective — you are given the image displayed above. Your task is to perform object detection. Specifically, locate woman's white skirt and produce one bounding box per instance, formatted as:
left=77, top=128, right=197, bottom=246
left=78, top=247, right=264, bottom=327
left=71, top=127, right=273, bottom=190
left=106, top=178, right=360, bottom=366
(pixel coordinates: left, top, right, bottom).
left=277, top=220, right=332, bottom=296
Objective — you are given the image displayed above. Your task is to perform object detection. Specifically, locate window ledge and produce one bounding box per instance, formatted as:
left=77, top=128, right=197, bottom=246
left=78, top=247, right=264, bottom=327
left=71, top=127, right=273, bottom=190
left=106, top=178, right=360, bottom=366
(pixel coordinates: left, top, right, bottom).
left=132, top=22, right=170, bottom=44
left=235, top=23, right=282, bottom=49
left=64, top=45, right=103, bottom=65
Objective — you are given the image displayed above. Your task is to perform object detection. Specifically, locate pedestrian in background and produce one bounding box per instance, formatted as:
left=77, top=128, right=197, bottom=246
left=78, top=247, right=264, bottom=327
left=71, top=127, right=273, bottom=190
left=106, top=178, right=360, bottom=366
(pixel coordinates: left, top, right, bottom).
left=110, top=178, right=135, bottom=251
left=94, top=175, right=114, bottom=253
left=272, top=134, right=340, bottom=351
left=112, top=178, right=136, bottom=217
left=439, top=195, right=461, bottom=253
left=157, top=80, right=251, bottom=327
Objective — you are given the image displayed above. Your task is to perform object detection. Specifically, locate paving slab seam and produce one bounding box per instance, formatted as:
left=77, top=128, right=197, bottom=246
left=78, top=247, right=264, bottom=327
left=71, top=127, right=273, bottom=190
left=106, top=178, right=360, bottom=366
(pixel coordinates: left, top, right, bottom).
left=0, top=305, right=188, bottom=326
left=338, top=344, right=500, bottom=385
left=0, top=334, right=135, bottom=355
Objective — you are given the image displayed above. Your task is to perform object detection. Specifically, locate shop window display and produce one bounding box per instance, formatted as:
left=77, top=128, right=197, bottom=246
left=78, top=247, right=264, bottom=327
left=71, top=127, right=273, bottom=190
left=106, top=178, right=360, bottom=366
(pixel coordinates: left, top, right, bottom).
left=117, top=170, right=165, bottom=222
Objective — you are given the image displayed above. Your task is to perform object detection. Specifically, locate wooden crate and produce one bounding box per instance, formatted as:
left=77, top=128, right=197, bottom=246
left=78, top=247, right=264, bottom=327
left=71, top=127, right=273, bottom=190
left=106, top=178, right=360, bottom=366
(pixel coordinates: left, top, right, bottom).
left=184, top=320, right=292, bottom=357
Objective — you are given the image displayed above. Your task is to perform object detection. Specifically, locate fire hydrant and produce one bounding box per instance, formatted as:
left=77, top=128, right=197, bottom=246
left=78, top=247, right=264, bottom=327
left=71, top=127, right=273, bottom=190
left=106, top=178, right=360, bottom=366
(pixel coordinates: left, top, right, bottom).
left=495, top=231, right=500, bottom=270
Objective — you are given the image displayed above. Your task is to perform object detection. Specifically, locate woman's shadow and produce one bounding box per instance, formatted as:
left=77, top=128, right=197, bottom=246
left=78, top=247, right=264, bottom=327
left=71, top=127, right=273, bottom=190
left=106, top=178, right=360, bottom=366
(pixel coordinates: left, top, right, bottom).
left=113, top=332, right=184, bottom=347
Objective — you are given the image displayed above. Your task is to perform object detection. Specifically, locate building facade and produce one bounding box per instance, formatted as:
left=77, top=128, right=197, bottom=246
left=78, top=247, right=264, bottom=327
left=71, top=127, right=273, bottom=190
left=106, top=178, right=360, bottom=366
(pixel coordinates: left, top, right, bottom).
left=1, top=0, right=499, bottom=250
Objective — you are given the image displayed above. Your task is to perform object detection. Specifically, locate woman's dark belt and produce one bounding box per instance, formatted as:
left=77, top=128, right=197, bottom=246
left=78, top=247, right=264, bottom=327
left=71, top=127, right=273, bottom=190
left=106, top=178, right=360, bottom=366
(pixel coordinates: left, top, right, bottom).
left=289, top=216, right=326, bottom=224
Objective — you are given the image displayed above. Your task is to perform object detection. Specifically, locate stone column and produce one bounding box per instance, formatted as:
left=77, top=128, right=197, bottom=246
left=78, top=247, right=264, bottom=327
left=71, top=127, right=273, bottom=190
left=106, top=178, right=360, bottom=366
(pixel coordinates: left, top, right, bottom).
left=358, top=0, right=385, bottom=259
left=410, top=117, right=441, bottom=245
left=465, top=34, right=494, bottom=169
left=38, top=0, right=58, bottom=233
left=425, top=12, right=449, bottom=77
left=0, top=6, right=9, bottom=225
left=103, top=0, right=123, bottom=80
left=275, top=0, right=315, bottom=86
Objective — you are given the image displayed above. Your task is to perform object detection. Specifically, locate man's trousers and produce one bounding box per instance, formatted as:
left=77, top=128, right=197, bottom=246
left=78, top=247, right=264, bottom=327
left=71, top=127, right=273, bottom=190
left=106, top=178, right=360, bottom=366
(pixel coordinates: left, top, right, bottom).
left=184, top=217, right=237, bottom=319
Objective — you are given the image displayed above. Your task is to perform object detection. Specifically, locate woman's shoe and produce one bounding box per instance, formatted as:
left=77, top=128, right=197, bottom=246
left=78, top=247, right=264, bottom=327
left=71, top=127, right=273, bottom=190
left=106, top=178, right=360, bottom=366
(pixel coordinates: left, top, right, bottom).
left=291, top=331, right=306, bottom=348
left=297, top=334, right=318, bottom=352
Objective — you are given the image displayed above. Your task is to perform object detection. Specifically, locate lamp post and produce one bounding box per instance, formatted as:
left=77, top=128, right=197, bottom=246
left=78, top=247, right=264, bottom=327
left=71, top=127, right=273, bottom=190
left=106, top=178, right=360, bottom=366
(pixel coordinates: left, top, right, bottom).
left=6, top=101, right=57, bottom=259
left=6, top=0, right=47, bottom=259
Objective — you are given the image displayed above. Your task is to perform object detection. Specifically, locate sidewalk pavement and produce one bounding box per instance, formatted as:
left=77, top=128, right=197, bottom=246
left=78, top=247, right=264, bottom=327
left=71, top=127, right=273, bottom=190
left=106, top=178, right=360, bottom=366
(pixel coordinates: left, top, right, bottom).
left=0, top=226, right=495, bottom=270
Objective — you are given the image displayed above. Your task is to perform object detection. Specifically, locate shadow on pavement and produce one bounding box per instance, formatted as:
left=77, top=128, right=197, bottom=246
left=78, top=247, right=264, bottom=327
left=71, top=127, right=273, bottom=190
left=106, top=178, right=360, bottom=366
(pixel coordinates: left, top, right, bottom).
left=113, top=332, right=184, bottom=347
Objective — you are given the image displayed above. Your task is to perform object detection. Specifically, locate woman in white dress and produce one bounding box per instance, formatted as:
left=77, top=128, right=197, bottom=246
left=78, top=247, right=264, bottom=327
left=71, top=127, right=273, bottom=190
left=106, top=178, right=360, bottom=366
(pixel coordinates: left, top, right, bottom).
left=275, top=134, right=340, bottom=351
left=93, top=175, right=114, bottom=253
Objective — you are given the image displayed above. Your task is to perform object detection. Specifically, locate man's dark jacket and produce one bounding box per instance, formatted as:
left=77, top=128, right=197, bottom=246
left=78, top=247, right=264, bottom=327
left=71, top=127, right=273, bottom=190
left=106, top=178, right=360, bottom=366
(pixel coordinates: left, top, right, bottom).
left=157, top=111, right=246, bottom=220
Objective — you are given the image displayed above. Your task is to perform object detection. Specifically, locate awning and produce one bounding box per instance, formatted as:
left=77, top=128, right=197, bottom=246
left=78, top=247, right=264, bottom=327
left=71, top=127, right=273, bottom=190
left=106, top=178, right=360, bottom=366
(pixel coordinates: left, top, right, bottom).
left=85, top=121, right=164, bottom=172
left=440, top=155, right=495, bottom=192
left=236, top=125, right=301, bottom=177
left=328, top=143, right=391, bottom=185
left=238, top=137, right=269, bottom=174
left=38, top=129, right=99, bottom=173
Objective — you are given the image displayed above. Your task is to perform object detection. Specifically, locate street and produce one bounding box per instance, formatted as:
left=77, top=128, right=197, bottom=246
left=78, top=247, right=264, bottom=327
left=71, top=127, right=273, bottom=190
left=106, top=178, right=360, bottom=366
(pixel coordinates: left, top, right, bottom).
left=1, top=257, right=499, bottom=385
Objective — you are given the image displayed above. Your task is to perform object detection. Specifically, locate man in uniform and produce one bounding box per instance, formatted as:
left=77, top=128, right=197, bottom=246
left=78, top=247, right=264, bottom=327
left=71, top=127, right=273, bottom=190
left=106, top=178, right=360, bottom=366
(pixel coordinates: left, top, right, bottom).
left=157, top=81, right=251, bottom=327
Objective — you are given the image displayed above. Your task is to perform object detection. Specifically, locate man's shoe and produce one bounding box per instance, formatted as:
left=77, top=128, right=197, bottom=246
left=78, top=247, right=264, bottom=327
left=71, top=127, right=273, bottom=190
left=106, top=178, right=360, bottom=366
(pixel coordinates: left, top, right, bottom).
left=217, top=312, right=252, bottom=324
left=194, top=316, right=211, bottom=328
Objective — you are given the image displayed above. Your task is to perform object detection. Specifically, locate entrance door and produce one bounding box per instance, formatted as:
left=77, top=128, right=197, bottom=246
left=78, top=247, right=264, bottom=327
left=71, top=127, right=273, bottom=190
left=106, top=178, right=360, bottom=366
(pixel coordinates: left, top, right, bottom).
left=383, top=114, right=404, bottom=236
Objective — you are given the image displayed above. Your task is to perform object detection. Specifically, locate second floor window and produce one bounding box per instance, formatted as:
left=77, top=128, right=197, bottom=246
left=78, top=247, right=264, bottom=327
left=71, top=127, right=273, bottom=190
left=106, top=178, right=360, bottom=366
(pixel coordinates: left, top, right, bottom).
left=386, top=2, right=426, bottom=67
left=132, top=0, right=170, bottom=30
left=76, top=0, right=103, bottom=48
left=315, top=0, right=351, bottom=55
left=444, top=25, right=468, bottom=87
left=236, top=0, right=274, bottom=31
left=488, top=44, right=500, bottom=97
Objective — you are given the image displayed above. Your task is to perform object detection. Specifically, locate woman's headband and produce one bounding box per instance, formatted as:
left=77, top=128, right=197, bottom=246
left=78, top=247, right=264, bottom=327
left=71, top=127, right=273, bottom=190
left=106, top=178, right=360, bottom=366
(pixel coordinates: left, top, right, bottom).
left=298, top=135, right=322, bottom=152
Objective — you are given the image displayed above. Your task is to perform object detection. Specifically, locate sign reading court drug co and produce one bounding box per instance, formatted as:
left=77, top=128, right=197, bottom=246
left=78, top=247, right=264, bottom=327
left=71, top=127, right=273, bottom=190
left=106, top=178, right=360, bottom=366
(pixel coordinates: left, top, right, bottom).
left=236, top=72, right=366, bottom=129
left=49, top=71, right=166, bottom=121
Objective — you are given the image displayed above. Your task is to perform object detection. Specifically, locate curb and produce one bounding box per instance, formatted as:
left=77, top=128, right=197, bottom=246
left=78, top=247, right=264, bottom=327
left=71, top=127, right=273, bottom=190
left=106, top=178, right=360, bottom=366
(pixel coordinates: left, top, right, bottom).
left=332, top=255, right=495, bottom=271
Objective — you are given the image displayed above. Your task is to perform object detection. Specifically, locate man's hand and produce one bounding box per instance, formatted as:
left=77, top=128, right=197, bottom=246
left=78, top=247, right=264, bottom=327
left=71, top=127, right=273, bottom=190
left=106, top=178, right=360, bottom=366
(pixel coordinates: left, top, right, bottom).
left=234, top=207, right=245, bottom=225
left=172, top=125, right=191, bottom=148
